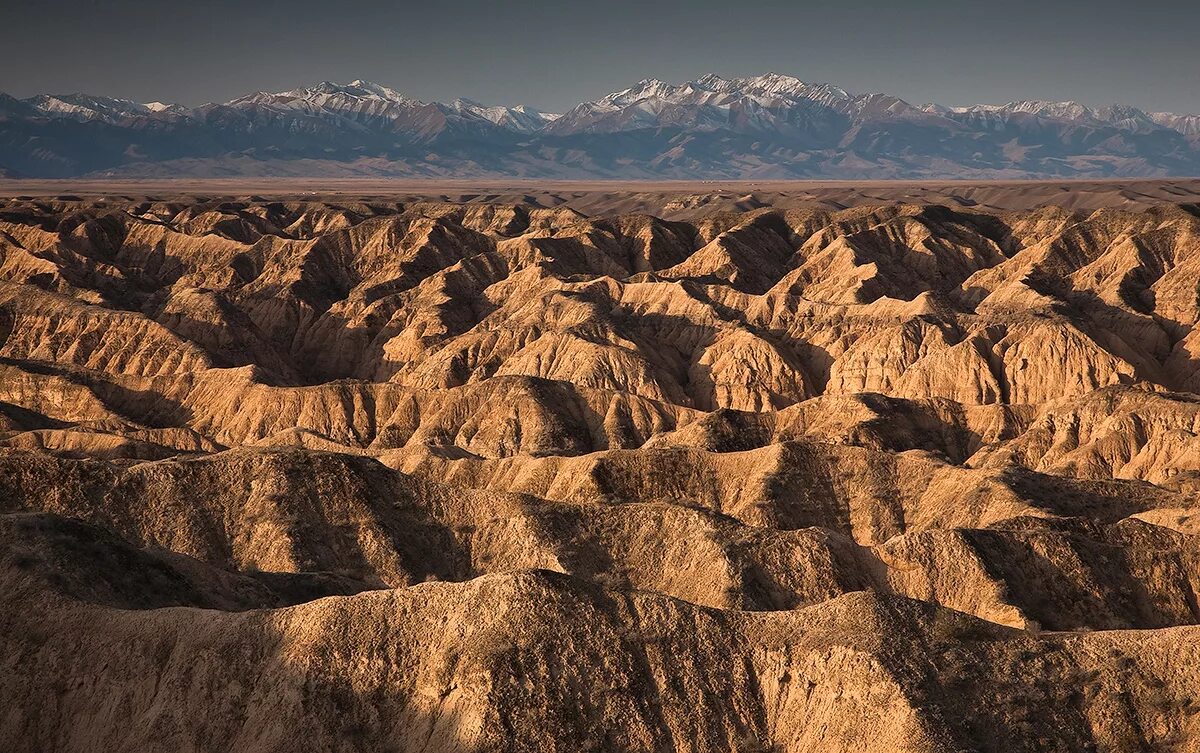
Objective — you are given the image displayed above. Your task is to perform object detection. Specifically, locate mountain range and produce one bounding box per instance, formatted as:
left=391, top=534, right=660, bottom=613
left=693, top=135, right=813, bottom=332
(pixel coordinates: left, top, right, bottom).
left=2, top=73, right=1199, bottom=178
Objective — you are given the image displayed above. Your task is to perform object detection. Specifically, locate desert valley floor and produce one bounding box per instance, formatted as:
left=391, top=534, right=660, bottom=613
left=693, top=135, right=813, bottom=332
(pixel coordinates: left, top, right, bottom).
left=4, top=180, right=1200, bottom=751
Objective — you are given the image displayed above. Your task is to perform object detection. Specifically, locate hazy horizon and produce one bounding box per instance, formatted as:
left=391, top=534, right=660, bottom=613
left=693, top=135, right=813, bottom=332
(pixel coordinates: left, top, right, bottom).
left=3, top=0, right=1199, bottom=114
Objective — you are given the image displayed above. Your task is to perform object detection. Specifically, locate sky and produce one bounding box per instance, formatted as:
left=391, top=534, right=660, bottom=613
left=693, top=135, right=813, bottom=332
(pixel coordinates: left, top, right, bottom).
left=2, top=0, right=1199, bottom=114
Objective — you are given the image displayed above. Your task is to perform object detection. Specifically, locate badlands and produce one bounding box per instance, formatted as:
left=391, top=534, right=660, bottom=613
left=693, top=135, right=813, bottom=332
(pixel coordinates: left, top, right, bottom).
left=3, top=181, right=1200, bottom=751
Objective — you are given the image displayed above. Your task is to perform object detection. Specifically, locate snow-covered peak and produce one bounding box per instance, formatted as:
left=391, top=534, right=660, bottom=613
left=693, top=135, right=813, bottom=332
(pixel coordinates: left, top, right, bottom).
left=694, top=73, right=732, bottom=91
left=734, top=73, right=849, bottom=102
left=1151, top=111, right=1200, bottom=136
left=545, top=72, right=873, bottom=136
left=450, top=98, right=559, bottom=132
left=600, top=78, right=679, bottom=107
left=939, top=99, right=1169, bottom=133
left=230, top=80, right=423, bottom=111
left=954, top=100, right=1099, bottom=121
left=1004, top=100, right=1091, bottom=120
left=586, top=73, right=858, bottom=114
left=685, top=73, right=853, bottom=106
left=1094, top=103, right=1156, bottom=128
left=341, top=80, right=415, bottom=102
left=26, top=93, right=156, bottom=121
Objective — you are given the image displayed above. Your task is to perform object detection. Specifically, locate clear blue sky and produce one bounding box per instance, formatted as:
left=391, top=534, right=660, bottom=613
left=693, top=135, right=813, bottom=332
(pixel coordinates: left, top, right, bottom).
left=3, top=0, right=1198, bottom=113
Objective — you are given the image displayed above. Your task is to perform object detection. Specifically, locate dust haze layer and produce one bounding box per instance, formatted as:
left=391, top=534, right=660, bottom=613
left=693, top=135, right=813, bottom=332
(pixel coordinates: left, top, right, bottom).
left=4, top=185, right=1200, bottom=751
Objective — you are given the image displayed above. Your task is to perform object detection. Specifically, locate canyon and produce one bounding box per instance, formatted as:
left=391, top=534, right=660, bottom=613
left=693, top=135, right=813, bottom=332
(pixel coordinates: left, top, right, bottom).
left=3, top=184, right=1200, bottom=750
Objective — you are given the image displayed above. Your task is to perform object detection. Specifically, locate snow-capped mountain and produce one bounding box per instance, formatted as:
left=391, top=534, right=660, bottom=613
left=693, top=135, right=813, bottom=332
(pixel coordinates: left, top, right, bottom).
left=544, top=73, right=903, bottom=136
left=542, top=73, right=951, bottom=141
left=227, top=80, right=421, bottom=114
left=1, top=75, right=1197, bottom=179
left=928, top=99, right=1167, bottom=133
left=951, top=100, right=1096, bottom=120
left=230, top=80, right=558, bottom=134
left=1152, top=112, right=1200, bottom=136
left=219, top=80, right=552, bottom=140
left=25, top=93, right=188, bottom=122
left=449, top=99, right=558, bottom=133
left=9, top=80, right=555, bottom=139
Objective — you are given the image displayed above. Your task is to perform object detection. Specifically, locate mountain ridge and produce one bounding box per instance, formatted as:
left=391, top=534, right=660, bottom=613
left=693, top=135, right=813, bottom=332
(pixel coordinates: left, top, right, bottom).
left=2, top=73, right=1199, bottom=178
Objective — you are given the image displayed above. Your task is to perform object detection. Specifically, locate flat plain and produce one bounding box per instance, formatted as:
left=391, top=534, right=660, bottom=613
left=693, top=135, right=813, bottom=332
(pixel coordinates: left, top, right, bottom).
left=6, top=177, right=1200, bottom=213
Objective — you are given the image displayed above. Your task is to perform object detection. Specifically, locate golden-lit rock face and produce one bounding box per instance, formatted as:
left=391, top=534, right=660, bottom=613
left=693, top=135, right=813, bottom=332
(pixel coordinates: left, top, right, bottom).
left=4, top=193, right=1200, bottom=751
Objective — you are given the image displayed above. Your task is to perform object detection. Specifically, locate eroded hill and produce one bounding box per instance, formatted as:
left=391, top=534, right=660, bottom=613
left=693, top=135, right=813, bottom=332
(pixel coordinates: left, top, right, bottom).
left=3, top=194, right=1200, bottom=751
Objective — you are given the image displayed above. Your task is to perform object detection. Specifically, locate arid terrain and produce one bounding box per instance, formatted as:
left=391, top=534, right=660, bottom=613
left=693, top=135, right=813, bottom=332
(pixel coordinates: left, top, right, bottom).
left=3, top=181, right=1200, bottom=751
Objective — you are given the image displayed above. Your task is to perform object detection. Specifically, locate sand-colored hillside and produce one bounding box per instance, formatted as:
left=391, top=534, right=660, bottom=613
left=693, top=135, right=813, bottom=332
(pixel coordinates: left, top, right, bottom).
left=3, top=189, right=1200, bottom=750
